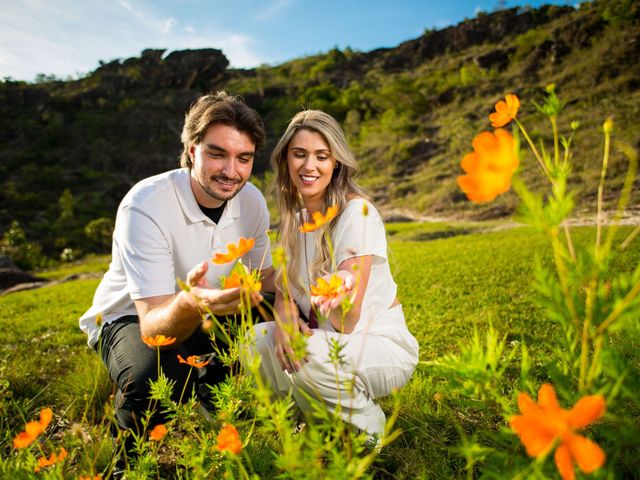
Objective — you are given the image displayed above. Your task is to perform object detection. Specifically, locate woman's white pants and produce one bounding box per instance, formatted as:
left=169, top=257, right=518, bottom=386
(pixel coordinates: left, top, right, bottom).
left=246, top=305, right=419, bottom=436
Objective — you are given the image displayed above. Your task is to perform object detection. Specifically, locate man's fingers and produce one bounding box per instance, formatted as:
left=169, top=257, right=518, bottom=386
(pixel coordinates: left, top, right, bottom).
left=186, top=261, right=208, bottom=287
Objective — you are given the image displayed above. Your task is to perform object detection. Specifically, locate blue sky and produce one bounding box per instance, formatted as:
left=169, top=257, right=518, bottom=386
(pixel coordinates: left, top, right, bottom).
left=1, top=0, right=575, bottom=82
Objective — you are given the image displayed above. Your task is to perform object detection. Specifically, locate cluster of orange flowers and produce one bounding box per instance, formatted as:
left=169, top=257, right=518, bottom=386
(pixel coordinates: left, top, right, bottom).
left=300, top=205, right=338, bottom=232
left=13, top=407, right=52, bottom=448
left=457, top=94, right=520, bottom=203
left=310, top=274, right=345, bottom=299
left=212, top=237, right=255, bottom=264
left=34, top=447, right=67, bottom=472
left=216, top=423, right=242, bottom=455
left=511, top=384, right=606, bottom=480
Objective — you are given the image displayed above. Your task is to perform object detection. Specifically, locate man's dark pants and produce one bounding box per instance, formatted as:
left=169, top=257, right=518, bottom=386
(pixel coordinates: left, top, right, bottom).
left=97, top=315, right=229, bottom=436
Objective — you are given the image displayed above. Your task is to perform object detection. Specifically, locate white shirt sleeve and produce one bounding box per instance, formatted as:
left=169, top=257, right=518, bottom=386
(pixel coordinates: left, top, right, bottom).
left=333, top=200, right=387, bottom=266
left=117, top=205, right=176, bottom=300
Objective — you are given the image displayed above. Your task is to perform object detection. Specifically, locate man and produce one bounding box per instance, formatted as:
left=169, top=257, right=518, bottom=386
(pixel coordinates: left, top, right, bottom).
left=79, top=91, right=274, bottom=443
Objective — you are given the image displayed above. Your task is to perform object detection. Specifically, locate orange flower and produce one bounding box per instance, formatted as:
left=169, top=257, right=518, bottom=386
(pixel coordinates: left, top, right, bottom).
left=216, top=423, right=242, bottom=455
left=310, top=274, right=345, bottom=299
left=510, top=384, right=606, bottom=480
left=177, top=354, right=211, bottom=369
left=457, top=128, right=519, bottom=203
left=299, top=205, right=338, bottom=232
left=489, top=93, right=520, bottom=127
left=141, top=335, right=176, bottom=347
left=79, top=475, right=102, bottom=480
left=222, top=270, right=262, bottom=293
left=212, top=237, right=255, bottom=264
left=34, top=447, right=67, bottom=472
left=149, top=424, right=168, bottom=441
left=13, top=407, right=53, bottom=449
left=222, top=271, right=243, bottom=289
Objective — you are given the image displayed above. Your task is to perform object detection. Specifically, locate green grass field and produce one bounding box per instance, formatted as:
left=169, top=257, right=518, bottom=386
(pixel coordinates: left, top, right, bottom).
left=1, top=223, right=639, bottom=478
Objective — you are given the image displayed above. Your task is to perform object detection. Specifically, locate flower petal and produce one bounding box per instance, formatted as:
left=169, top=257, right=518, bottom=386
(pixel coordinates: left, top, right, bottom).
left=460, top=152, right=481, bottom=173
left=39, top=408, right=53, bottom=429
left=566, top=433, right=606, bottom=474
left=457, top=170, right=511, bottom=203
left=517, top=392, right=537, bottom=415
left=538, top=384, right=561, bottom=410
left=510, top=415, right=556, bottom=457
left=568, top=395, right=605, bottom=429
left=472, top=131, right=499, bottom=154
left=554, top=444, right=576, bottom=480
left=505, top=94, right=520, bottom=114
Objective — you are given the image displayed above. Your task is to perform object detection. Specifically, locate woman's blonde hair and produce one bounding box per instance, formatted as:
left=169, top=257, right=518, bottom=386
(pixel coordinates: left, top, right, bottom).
left=270, top=110, right=368, bottom=294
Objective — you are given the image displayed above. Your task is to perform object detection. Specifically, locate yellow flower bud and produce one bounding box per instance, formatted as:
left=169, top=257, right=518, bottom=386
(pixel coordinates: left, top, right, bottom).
left=603, top=118, right=613, bottom=134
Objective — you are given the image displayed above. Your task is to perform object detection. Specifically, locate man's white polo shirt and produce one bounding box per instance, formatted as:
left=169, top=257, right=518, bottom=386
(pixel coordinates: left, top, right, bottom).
left=79, top=168, right=272, bottom=348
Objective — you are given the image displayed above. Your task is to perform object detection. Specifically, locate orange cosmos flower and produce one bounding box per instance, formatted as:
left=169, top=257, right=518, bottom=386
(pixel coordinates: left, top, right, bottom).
left=141, top=335, right=176, bottom=347
left=149, top=423, right=168, bottom=441
left=222, top=271, right=243, bottom=289
left=489, top=93, right=520, bottom=127
left=222, top=270, right=262, bottom=293
left=177, top=354, right=211, bottom=369
left=212, top=237, right=255, bottom=264
left=299, top=205, right=338, bottom=232
left=457, top=128, right=519, bottom=203
left=79, top=476, right=102, bottom=480
left=34, top=447, right=67, bottom=472
left=13, top=407, right=53, bottom=449
left=216, top=423, right=242, bottom=455
left=310, top=274, right=345, bottom=299
left=510, top=384, right=606, bottom=480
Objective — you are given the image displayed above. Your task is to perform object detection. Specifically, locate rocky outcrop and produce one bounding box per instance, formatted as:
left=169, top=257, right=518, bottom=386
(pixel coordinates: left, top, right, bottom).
left=0, top=268, right=47, bottom=291
left=90, top=48, right=229, bottom=93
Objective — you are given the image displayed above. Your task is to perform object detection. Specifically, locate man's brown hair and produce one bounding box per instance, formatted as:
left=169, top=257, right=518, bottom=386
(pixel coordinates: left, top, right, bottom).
left=180, top=91, right=265, bottom=168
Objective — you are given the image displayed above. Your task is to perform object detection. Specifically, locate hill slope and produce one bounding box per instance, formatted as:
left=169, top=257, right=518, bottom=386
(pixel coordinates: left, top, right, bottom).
left=0, top=0, right=638, bottom=260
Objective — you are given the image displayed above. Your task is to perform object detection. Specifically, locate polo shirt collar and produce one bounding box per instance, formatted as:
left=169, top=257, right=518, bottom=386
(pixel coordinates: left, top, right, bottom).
left=174, top=168, right=242, bottom=226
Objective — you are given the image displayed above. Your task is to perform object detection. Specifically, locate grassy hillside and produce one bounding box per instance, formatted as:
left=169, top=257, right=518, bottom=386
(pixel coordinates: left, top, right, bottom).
left=1, top=0, right=639, bottom=265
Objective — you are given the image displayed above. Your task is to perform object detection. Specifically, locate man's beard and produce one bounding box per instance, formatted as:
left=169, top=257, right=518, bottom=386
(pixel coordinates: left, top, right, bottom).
left=198, top=175, right=246, bottom=202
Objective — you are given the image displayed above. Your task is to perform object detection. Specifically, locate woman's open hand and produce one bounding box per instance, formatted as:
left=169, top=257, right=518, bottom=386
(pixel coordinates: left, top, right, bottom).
left=310, top=270, right=356, bottom=316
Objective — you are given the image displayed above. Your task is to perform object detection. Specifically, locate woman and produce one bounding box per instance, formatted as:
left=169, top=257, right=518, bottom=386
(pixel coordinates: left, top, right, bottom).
left=250, top=110, right=418, bottom=438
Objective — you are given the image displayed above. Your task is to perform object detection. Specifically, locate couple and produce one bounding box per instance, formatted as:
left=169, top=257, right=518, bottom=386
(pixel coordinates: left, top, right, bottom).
left=79, top=91, right=419, bottom=446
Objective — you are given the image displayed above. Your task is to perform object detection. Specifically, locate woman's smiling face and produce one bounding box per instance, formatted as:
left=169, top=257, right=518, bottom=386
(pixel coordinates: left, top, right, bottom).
left=287, top=129, right=337, bottom=209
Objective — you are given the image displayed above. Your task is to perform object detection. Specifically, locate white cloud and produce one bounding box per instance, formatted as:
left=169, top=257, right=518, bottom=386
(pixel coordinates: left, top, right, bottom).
left=0, top=0, right=265, bottom=81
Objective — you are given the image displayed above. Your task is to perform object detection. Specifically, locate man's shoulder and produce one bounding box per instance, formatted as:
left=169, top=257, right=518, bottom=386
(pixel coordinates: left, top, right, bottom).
left=121, top=169, right=184, bottom=209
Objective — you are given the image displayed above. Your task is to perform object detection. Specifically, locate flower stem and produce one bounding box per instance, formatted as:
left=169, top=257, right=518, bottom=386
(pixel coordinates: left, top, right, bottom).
left=621, top=225, right=640, bottom=250
left=580, top=283, right=595, bottom=391
left=550, top=115, right=560, bottom=167
left=595, top=279, right=640, bottom=336
left=595, top=124, right=611, bottom=253
left=178, top=367, right=193, bottom=405
left=515, top=119, right=551, bottom=180
left=550, top=230, right=580, bottom=332
left=586, top=335, right=604, bottom=389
